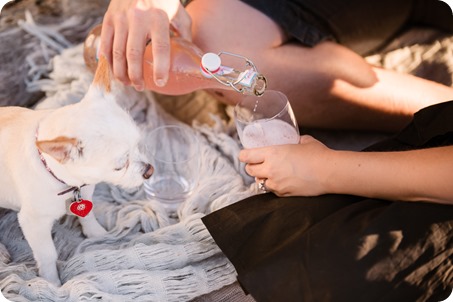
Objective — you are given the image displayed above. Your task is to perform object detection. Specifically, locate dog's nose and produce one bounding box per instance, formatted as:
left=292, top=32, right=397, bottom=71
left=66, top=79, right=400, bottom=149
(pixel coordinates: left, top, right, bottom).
left=142, top=164, right=154, bottom=179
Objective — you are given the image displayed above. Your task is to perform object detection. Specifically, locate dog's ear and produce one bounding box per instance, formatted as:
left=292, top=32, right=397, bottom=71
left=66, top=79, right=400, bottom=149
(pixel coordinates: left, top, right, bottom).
left=93, top=55, right=112, bottom=93
left=36, top=137, right=79, bottom=164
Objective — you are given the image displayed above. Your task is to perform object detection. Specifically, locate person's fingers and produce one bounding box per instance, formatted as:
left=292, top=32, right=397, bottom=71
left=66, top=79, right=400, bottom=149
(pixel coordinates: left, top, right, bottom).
left=149, top=8, right=171, bottom=87
left=127, top=11, right=149, bottom=91
left=263, top=178, right=274, bottom=192
left=111, top=19, right=130, bottom=85
left=239, top=149, right=266, bottom=164
left=245, top=163, right=269, bottom=180
left=99, top=21, right=114, bottom=65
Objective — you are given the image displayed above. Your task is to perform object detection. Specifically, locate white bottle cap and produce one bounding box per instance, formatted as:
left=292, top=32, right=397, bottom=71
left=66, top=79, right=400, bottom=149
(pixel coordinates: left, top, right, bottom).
left=201, top=53, right=221, bottom=73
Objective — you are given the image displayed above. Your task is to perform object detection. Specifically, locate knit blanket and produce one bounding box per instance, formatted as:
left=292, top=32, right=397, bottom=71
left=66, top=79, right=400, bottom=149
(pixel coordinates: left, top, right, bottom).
left=3, top=6, right=453, bottom=302
left=0, top=12, right=258, bottom=302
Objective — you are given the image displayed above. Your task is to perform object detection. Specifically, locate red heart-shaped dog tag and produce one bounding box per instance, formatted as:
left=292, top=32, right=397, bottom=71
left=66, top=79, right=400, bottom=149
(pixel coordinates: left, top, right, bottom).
left=69, top=199, right=93, bottom=217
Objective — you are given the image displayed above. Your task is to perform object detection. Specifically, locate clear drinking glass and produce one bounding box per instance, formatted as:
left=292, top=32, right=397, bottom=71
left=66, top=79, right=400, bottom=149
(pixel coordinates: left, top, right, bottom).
left=234, top=90, right=300, bottom=148
left=143, top=125, right=200, bottom=214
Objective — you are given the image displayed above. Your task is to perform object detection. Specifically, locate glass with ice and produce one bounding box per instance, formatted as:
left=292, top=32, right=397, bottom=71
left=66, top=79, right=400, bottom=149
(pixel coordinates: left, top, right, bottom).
left=234, top=90, right=300, bottom=148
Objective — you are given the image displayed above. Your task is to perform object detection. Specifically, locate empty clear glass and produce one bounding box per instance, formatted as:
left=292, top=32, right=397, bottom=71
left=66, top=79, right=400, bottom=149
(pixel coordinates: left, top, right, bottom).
left=143, top=125, right=200, bottom=215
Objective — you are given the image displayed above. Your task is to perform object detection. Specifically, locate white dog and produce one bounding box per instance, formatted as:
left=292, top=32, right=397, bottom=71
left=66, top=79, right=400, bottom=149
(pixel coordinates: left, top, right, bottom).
left=0, top=56, right=153, bottom=285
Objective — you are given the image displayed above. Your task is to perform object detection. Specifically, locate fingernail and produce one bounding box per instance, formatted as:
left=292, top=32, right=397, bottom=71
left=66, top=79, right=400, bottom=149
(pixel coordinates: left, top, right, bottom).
left=135, top=84, right=144, bottom=91
left=155, top=78, right=166, bottom=87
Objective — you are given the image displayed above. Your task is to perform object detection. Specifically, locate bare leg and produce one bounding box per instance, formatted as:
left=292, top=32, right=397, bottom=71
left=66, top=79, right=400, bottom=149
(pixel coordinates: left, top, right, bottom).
left=187, top=0, right=453, bottom=132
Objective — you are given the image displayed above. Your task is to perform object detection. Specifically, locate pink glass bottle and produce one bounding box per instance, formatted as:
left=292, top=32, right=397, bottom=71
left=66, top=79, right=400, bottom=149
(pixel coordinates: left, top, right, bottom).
left=83, top=24, right=267, bottom=96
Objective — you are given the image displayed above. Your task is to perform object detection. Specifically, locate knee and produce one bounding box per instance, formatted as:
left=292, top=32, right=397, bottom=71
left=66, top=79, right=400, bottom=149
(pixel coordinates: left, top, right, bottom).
left=187, top=0, right=286, bottom=54
left=310, top=42, right=378, bottom=88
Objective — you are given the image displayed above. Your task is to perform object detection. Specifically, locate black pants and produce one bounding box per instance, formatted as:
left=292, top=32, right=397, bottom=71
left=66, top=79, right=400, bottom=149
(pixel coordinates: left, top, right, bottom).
left=240, top=0, right=453, bottom=55
left=202, top=101, right=453, bottom=302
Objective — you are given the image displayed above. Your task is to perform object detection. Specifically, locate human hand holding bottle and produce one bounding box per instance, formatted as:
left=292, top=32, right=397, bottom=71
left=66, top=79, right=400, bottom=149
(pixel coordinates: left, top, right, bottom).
left=99, top=0, right=192, bottom=91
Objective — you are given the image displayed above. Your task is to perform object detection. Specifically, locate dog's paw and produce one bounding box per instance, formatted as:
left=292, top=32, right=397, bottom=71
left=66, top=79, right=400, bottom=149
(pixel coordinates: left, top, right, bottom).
left=39, top=268, right=62, bottom=286
left=49, top=276, right=62, bottom=287
left=78, top=214, right=108, bottom=238
left=82, top=223, right=108, bottom=238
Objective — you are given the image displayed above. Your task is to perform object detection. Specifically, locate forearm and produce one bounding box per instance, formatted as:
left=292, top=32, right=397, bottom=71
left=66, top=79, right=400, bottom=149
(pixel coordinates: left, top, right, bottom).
left=325, top=146, right=453, bottom=205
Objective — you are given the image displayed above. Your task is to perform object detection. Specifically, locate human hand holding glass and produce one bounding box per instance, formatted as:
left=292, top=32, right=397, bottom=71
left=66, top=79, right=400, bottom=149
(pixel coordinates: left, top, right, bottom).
left=234, top=90, right=300, bottom=191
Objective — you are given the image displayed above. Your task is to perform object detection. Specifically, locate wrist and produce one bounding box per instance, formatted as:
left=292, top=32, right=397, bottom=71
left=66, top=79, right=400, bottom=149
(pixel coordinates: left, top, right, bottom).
left=321, top=150, right=352, bottom=195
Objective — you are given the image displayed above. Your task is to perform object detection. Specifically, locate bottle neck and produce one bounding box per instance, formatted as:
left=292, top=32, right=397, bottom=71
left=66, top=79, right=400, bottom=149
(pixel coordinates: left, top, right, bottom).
left=201, top=63, right=267, bottom=96
left=200, top=51, right=267, bottom=96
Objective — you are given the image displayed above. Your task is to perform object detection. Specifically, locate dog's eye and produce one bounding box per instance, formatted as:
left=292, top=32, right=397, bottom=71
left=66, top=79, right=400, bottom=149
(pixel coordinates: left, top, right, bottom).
left=114, top=157, right=129, bottom=171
